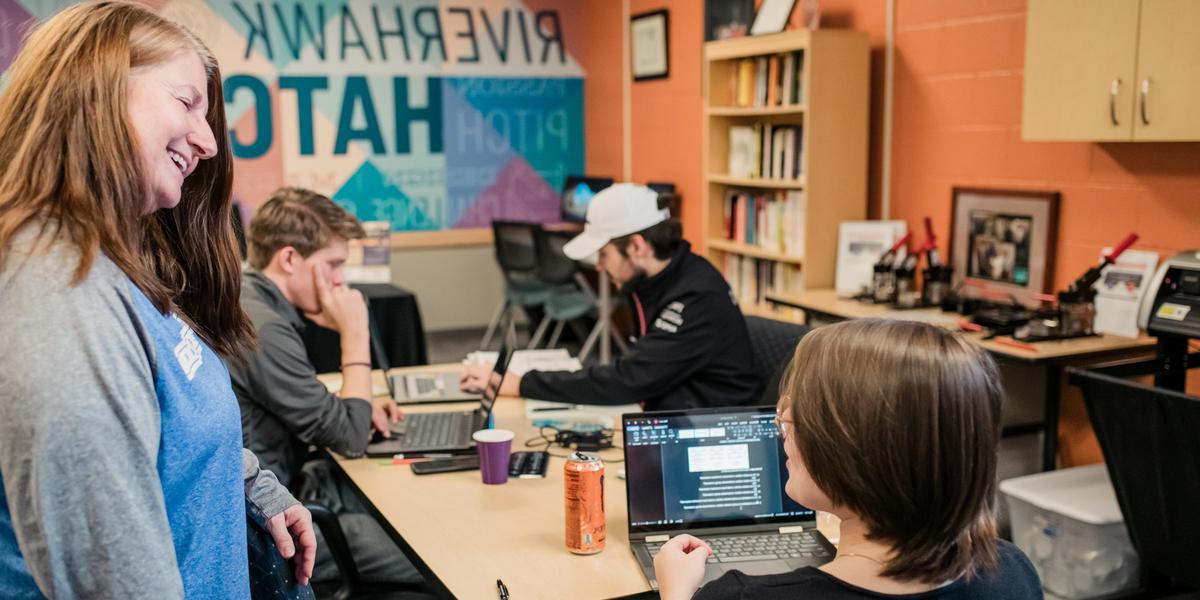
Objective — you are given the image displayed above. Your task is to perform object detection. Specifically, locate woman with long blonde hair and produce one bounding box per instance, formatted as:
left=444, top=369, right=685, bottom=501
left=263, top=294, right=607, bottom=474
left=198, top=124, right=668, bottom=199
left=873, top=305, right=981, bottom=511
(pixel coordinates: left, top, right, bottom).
left=0, top=2, right=314, bottom=597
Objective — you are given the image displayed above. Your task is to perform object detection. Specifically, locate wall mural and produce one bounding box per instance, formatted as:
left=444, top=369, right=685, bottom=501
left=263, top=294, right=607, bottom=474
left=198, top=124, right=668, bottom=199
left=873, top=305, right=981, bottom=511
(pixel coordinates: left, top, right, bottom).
left=0, top=0, right=585, bottom=231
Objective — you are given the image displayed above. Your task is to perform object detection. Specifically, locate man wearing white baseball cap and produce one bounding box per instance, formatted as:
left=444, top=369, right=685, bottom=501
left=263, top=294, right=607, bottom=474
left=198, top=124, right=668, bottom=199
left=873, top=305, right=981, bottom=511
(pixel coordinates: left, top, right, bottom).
left=462, top=183, right=759, bottom=411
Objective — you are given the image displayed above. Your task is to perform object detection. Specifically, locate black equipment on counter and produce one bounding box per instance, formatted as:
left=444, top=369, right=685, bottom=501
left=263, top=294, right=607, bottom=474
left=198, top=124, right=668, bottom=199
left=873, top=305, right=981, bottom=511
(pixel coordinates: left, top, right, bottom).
left=1017, top=233, right=1139, bottom=342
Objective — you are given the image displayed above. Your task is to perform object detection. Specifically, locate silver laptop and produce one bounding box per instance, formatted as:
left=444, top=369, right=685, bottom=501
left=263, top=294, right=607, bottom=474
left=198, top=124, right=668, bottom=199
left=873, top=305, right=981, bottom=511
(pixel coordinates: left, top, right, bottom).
left=391, top=370, right=478, bottom=404
left=366, top=345, right=511, bottom=457
left=622, top=406, right=834, bottom=590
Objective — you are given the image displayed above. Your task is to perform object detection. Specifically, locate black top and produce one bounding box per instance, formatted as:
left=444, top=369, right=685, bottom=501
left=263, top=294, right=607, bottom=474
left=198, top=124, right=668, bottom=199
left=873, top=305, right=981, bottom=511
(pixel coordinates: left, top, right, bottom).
left=520, top=241, right=759, bottom=410
left=694, top=540, right=1042, bottom=600
left=226, top=270, right=373, bottom=489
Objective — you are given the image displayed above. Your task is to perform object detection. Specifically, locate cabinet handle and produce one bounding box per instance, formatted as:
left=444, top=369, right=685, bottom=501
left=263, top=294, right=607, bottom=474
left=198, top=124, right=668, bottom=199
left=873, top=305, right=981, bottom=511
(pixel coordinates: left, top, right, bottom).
left=1139, top=79, right=1151, bottom=125
left=1109, top=79, right=1121, bottom=126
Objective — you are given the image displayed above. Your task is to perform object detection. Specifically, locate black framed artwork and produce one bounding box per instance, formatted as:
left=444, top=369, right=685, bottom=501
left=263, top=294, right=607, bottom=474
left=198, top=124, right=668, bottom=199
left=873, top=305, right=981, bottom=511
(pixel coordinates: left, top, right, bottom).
left=949, top=187, right=1060, bottom=306
left=631, top=9, right=669, bottom=81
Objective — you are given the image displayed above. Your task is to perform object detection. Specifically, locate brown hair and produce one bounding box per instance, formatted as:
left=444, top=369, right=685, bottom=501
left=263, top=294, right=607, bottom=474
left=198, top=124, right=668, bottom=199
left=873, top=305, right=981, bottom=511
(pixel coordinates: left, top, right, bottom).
left=246, top=187, right=365, bottom=270
left=0, top=1, right=253, bottom=357
left=780, top=319, right=1004, bottom=583
left=611, top=219, right=683, bottom=260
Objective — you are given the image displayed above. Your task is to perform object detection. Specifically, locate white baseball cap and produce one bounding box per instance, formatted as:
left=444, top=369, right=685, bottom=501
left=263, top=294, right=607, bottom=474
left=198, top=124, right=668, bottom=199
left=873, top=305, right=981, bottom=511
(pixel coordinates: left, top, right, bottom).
left=562, top=183, right=670, bottom=260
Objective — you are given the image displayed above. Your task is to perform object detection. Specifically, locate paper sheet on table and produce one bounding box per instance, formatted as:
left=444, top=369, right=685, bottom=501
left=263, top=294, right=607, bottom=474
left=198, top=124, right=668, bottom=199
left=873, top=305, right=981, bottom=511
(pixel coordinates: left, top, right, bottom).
left=464, top=349, right=583, bottom=375
left=321, top=374, right=390, bottom=397
left=1093, top=248, right=1158, bottom=338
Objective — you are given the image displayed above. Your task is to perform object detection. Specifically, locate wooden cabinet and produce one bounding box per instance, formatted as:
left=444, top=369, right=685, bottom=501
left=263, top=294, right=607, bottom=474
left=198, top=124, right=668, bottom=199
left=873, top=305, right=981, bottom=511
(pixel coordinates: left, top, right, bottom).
left=1134, top=0, right=1200, bottom=140
left=1023, top=0, right=1200, bottom=141
left=702, top=30, right=868, bottom=316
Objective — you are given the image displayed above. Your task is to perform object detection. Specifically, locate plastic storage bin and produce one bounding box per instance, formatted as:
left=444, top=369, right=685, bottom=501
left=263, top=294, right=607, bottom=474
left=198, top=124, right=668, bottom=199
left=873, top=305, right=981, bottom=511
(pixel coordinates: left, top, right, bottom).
left=1000, top=464, right=1139, bottom=599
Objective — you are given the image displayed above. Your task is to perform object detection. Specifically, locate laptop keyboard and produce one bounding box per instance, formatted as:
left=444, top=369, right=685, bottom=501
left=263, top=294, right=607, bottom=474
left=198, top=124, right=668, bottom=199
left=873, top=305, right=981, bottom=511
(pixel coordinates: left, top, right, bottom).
left=645, top=531, right=831, bottom=564
left=403, top=411, right=474, bottom=448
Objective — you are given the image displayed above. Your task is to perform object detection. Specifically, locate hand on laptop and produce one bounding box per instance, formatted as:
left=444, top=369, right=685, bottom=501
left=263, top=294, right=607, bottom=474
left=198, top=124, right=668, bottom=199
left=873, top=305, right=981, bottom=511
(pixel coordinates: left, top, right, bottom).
left=459, top=363, right=495, bottom=393
left=653, top=534, right=713, bottom=600
left=369, top=397, right=404, bottom=438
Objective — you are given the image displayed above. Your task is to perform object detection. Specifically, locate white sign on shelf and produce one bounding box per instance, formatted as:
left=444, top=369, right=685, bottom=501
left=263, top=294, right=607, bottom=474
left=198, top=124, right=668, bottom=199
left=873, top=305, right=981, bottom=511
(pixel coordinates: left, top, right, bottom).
left=1093, top=248, right=1159, bottom=338
left=835, top=221, right=907, bottom=298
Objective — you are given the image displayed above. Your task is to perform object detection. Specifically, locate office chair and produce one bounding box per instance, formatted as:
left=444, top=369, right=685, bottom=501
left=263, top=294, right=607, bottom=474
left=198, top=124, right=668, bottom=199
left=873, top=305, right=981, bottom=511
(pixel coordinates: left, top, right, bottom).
left=305, top=503, right=433, bottom=600
left=527, top=228, right=628, bottom=360
left=1071, top=367, right=1200, bottom=595
left=480, top=221, right=551, bottom=349
left=744, top=316, right=810, bottom=405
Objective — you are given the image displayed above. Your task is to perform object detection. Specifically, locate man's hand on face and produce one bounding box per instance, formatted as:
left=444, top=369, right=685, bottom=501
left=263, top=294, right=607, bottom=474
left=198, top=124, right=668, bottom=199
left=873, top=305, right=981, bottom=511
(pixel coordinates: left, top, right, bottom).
left=303, top=262, right=368, bottom=338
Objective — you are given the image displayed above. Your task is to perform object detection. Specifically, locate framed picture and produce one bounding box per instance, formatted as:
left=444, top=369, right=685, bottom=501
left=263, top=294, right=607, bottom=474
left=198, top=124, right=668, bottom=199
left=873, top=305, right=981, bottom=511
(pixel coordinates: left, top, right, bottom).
left=750, top=0, right=797, bottom=35
left=949, top=187, right=1060, bottom=306
left=705, top=0, right=754, bottom=41
left=631, top=9, right=669, bottom=81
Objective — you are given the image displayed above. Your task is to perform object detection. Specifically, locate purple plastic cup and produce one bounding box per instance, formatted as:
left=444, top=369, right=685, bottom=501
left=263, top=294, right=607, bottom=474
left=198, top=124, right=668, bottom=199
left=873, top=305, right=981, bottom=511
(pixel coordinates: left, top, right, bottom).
left=472, top=429, right=515, bottom=484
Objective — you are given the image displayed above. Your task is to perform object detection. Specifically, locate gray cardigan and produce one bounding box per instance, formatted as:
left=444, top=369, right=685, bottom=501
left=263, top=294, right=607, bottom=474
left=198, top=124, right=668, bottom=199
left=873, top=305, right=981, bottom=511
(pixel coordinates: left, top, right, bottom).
left=228, top=270, right=373, bottom=489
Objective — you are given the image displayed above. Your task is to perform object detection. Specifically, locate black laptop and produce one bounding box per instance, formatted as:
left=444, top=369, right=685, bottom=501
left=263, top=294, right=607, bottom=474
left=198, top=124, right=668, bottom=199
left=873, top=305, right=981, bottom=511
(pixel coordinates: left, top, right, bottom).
left=365, top=345, right=512, bottom=457
left=622, top=406, right=835, bottom=590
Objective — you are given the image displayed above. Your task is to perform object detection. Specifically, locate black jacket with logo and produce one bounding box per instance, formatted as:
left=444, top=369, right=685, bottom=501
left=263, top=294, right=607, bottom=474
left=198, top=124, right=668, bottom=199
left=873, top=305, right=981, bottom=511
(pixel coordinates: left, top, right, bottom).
left=519, top=241, right=759, bottom=411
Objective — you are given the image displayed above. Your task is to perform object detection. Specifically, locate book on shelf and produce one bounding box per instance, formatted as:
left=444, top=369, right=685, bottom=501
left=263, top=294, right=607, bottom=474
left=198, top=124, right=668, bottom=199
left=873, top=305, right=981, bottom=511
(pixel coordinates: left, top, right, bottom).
left=723, top=255, right=802, bottom=307
left=730, top=51, right=805, bottom=108
left=728, top=126, right=757, bottom=178
left=720, top=125, right=804, bottom=181
left=721, top=189, right=805, bottom=255
left=736, top=58, right=755, bottom=107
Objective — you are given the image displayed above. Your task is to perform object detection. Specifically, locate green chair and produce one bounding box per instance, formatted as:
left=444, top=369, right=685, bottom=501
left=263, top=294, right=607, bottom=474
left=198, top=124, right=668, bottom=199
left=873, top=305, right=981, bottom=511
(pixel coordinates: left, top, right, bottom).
left=480, top=220, right=551, bottom=349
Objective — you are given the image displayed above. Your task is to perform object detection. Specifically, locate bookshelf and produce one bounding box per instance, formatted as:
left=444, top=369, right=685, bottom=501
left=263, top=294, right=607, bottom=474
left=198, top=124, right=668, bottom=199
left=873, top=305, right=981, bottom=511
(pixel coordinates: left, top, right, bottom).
left=703, top=29, right=869, bottom=317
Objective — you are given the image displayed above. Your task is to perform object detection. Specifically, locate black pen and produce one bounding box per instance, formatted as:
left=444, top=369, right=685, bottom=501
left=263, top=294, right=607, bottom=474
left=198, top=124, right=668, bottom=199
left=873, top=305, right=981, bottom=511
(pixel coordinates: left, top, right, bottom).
left=496, top=578, right=509, bottom=599
left=531, top=404, right=584, bottom=412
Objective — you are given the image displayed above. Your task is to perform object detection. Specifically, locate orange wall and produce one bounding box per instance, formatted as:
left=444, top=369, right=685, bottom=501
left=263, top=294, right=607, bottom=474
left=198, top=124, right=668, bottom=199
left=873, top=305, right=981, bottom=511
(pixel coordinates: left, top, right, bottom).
left=629, top=0, right=706, bottom=244
left=888, top=1, right=1200, bottom=292
left=582, top=1, right=1200, bottom=467
left=885, top=1, right=1200, bottom=466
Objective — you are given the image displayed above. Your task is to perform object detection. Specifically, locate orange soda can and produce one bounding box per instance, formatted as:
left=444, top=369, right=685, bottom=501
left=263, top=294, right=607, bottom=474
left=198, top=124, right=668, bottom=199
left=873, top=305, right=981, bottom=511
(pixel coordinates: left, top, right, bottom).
left=564, top=452, right=605, bottom=554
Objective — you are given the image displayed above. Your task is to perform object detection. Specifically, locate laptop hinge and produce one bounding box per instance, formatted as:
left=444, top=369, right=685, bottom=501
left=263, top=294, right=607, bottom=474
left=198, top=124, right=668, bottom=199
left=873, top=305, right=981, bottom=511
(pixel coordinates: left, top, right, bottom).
left=645, top=534, right=670, bottom=543
left=778, top=525, right=805, bottom=534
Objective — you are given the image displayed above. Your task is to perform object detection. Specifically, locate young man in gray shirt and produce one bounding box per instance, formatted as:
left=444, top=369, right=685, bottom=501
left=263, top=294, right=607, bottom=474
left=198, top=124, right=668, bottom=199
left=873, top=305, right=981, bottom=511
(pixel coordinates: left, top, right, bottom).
left=226, top=187, right=418, bottom=586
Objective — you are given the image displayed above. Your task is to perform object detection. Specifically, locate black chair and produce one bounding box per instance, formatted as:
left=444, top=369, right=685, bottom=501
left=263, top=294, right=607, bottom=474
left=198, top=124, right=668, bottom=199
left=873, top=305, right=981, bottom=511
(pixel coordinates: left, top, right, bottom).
left=1071, top=367, right=1200, bottom=595
left=745, top=316, right=810, bottom=405
left=480, top=221, right=551, bottom=349
left=306, top=502, right=432, bottom=600
left=527, top=228, right=612, bottom=356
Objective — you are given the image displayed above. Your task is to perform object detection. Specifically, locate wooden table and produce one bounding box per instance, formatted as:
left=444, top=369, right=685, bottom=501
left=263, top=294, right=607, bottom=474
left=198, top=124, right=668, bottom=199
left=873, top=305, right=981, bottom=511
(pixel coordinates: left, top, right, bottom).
left=766, top=290, right=1157, bottom=471
left=324, top=365, right=839, bottom=599
left=325, top=365, right=648, bottom=600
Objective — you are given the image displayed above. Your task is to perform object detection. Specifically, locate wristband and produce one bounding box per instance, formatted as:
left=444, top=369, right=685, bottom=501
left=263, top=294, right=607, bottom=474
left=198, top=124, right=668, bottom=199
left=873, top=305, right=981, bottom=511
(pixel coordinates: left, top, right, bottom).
left=341, top=361, right=371, bottom=370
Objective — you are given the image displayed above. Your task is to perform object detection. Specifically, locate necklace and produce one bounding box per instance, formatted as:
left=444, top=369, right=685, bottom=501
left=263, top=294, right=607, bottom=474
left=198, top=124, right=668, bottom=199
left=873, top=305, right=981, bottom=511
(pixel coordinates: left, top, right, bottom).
left=838, top=552, right=884, bottom=565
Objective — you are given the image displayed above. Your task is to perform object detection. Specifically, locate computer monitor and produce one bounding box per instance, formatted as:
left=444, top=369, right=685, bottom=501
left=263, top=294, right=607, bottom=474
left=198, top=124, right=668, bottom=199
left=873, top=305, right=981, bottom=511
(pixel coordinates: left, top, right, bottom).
left=646, top=181, right=676, bottom=196
left=561, top=175, right=613, bottom=222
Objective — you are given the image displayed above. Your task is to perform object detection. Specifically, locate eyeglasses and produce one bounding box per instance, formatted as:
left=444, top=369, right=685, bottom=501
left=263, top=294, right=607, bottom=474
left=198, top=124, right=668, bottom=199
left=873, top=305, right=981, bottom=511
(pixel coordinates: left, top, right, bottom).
left=774, top=410, right=793, bottom=439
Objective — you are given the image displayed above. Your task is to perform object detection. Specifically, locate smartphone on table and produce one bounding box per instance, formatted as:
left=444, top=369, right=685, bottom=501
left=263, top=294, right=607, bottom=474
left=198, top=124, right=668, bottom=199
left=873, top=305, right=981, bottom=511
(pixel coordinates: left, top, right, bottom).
left=410, top=455, right=479, bottom=475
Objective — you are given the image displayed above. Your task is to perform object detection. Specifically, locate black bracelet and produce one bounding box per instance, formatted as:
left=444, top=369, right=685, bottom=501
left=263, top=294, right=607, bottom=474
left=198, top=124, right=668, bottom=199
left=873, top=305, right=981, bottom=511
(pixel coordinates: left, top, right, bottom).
left=341, top=361, right=371, bottom=370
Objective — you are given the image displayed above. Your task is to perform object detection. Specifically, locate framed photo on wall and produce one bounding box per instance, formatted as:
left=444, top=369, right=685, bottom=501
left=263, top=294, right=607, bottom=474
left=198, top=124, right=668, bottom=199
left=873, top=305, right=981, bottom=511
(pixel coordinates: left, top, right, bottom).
left=949, top=187, right=1060, bottom=306
left=631, top=9, right=669, bottom=81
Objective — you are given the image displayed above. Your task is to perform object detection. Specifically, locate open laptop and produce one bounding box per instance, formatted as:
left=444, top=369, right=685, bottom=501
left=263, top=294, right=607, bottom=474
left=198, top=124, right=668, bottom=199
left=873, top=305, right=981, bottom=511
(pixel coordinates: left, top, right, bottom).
left=391, top=370, right=478, bottom=404
left=622, top=406, right=835, bottom=590
left=365, top=345, right=512, bottom=457
left=364, top=315, right=480, bottom=405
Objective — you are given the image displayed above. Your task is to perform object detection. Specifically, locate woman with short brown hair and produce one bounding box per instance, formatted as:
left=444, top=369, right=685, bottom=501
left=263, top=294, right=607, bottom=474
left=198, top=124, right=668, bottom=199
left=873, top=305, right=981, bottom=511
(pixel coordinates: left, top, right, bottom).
left=654, top=319, right=1041, bottom=599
